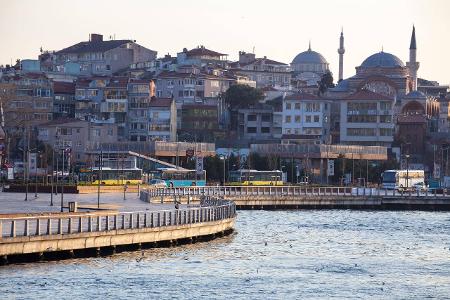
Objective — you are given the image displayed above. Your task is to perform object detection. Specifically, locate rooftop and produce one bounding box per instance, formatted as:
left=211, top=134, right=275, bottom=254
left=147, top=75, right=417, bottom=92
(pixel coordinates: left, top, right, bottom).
left=284, top=92, right=320, bottom=100
left=344, top=89, right=393, bottom=101
left=57, top=39, right=132, bottom=55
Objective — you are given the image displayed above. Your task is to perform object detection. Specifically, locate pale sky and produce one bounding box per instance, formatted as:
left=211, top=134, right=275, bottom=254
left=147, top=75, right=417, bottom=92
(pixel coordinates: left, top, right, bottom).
left=1, top=0, right=449, bottom=85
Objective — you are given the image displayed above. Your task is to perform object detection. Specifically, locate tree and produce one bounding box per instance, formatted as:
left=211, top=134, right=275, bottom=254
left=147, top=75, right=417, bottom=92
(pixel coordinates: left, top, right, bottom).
left=318, top=71, right=335, bottom=95
left=225, top=84, right=264, bottom=110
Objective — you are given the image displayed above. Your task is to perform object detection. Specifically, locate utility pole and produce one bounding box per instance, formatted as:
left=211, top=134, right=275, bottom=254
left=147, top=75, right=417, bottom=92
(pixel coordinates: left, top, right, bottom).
left=60, top=148, right=65, bottom=212
left=97, top=150, right=102, bottom=209
left=50, top=148, right=54, bottom=206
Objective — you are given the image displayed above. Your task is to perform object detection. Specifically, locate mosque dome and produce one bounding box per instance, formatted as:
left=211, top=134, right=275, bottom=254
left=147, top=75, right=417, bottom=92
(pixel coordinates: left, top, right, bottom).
left=361, top=51, right=404, bottom=68
left=291, top=43, right=329, bottom=76
left=292, top=49, right=328, bottom=65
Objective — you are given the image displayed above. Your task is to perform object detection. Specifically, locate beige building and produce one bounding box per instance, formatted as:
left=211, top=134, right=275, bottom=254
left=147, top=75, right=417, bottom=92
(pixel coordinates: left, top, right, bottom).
left=37, top=119, right=118, bottom=162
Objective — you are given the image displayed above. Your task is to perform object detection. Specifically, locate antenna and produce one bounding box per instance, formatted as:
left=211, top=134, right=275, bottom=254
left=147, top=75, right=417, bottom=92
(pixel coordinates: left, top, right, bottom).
left=252, top=46, right=255, bottom=54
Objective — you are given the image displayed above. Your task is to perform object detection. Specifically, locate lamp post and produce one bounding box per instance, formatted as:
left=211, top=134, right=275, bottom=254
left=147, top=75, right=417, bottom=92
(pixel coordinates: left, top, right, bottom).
left=50, top=148, right=54, bottom=206
left=60, top=148, right=65, bottom=212
left=97, top=150, right=103, bottom=209
left=34, top=151, right=41, bottom=198
left=220, top=155, right=226, bottom=185
left=405, top=154, right=410, bottom=190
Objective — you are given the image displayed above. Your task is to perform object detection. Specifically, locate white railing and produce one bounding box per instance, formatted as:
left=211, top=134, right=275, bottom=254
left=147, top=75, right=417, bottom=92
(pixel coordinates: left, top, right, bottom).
left=142, top=186, right=448, bottom=199
left=0, top=198, right=236, bottom=239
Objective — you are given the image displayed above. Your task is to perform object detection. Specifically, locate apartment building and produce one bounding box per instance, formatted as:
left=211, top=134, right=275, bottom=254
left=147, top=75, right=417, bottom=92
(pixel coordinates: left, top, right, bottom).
left=237, top=105, right=275, bottom=141
left=1, top=73, right=53, bottom=130
left=53, top=81, right=75, bottom=119
left=229, top=51, right=291, bottom=88
left=339, top=89, right=395, bottom=147
left=37, top=119, right=118, bottom=162
left=127, top=79, right=155, bottom=141
left=54, top=34, right=157, bottom=76
left=282, top=93, right=331, bottom=144
left=148, top=98, right=177, bottom=142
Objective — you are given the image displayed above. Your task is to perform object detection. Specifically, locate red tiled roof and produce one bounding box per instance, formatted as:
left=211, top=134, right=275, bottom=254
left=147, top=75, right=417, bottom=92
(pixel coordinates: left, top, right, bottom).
left=53, top=81, right=75, bottom=94
left=284, top=92, right=320, bottom=100
left=344, top=89, right=393, bottom=101
left=149, top=98, right=173, bottom=107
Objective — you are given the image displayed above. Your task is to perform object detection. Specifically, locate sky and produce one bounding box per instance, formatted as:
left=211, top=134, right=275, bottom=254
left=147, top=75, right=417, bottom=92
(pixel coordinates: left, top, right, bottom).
left=1, top=0, right=449, bottom=85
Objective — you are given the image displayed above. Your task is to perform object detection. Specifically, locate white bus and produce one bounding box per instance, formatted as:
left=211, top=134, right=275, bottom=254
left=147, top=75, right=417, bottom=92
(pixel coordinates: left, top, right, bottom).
left=382, top=169, right=425, bottom=191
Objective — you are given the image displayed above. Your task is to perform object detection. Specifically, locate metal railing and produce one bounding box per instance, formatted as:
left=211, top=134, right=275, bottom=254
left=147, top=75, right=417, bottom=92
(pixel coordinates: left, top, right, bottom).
left=143, top=186, right=449, bottom=199
left=0, top=198, right=236, bottom=239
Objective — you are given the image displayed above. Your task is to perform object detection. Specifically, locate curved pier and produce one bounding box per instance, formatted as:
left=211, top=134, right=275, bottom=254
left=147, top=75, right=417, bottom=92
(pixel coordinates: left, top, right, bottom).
left=0, top=195, right=236, bottom=263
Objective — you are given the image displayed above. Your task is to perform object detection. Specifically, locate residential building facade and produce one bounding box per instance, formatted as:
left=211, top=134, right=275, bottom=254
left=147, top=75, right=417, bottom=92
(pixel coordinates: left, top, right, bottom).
left=282, top=93, right=331, bottom=144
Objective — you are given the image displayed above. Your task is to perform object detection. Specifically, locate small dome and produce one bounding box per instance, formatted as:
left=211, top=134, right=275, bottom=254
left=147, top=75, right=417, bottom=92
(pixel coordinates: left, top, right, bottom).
left=292, top=49, right=328, bottom=65
left=361, top=51, right=404, bottom=68
left=405, top=90, right=426, bottom=99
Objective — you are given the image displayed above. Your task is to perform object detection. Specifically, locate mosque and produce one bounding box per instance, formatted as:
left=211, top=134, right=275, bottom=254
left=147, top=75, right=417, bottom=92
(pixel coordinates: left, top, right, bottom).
left=290, top=26, right=450, bottom=171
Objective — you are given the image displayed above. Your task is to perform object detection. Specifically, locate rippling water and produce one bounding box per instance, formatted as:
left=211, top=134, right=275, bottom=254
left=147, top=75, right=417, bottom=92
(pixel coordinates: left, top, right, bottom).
left=1, top=210, right=450, bottom=299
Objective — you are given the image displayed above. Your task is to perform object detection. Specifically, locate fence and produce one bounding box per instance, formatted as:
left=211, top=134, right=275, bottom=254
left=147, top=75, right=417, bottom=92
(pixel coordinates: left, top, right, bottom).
left=142, top=186, right=449, bottom=198
left=0, top=198, right=236, bottom=239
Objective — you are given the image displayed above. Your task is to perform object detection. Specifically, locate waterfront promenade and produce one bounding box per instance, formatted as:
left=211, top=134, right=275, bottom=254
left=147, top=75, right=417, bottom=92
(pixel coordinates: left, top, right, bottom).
left=143, top=186, right=450, bottom=210
left=0, top=191, right=236, bottom=263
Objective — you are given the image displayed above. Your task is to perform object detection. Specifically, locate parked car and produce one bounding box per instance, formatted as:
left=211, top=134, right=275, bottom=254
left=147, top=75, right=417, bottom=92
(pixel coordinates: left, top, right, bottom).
left=413, top=182, right=428, bottom=192
left=149, top=179, right=167, bottom=188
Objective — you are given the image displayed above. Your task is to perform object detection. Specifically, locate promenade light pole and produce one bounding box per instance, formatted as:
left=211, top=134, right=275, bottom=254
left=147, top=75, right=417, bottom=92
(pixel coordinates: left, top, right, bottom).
left=97, top=150, right=103, bottom=209
left=34, top=151, right=42, bottom=198
left=220, top=155, right=226, bottom=185
left=50, top=148, right=54, bottom=206
left=60, top=148, right=65, bottom=212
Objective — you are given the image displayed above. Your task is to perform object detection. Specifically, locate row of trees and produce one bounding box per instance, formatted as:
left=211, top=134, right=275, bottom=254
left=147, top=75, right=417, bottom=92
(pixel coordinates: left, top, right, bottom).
left=187, top=153, right=398, bottom=185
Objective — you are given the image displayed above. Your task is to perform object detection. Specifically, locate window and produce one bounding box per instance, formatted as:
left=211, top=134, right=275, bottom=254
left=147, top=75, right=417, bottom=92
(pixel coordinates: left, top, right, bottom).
left=295, top=115, right=301, bottom=123
left=380, top=115, right=392, bottom=123
left=247, top=114, right=257, bottom=121
left=285, top=102, right=291, bottom=110
left=285, top=115, right=291, bottom=123
left=247, top=127, right=257, bottom=133
left=380, top=128, right=393, bottom=136
left=294, top=103, right=301, bottom=110
left=347, top=115, right=377, bottom=123
left=306, top=103, right=320, bottom=112
left=261, top=127, right=270, bottom=133
left=261, top=114, right=271, bottom=122
left=347, top=128, right=376, bottom=136
left=314, top=115, right=320, bottom=122
left=306, top=116, right=311, bottom=123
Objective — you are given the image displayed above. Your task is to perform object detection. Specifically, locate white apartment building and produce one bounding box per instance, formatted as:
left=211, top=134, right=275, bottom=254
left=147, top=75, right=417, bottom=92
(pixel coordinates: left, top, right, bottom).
left=339, top=89, right=395, bottom=147
left=281, top=93, right=331, bottom=143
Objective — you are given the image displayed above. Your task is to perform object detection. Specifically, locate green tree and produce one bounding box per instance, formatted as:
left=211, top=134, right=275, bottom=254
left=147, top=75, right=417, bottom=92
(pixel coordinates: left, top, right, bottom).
left=318, top=71, right=335, bottom=95
left=225, top=84, right=264, bottom=110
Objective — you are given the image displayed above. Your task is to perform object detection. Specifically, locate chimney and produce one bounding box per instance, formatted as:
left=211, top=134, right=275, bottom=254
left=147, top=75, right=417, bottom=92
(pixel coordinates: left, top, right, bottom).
left=90, top=33, right=103, bottom=42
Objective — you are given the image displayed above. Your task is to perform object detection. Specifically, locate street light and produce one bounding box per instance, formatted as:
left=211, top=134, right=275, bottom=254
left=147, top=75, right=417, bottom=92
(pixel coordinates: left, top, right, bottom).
left=405, top=154, right=410, bottom=190
left=220, top=155, right=226, bottom=185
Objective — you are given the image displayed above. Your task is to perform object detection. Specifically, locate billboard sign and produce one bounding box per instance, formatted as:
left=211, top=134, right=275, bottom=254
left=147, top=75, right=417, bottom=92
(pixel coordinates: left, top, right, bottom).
left=196, top=156, right=204, bottom=175
left=327, top=160, right=335, bottom=176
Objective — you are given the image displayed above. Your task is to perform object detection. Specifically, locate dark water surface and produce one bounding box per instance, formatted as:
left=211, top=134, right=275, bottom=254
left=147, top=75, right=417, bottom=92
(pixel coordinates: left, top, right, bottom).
left=1, top=210, right=449, bottom=299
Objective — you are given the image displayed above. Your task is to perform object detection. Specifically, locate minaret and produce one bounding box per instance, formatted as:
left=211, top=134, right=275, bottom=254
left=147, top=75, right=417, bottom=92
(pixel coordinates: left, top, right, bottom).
left=337, top=28, right=345, bottom=81
left=406, top=26, right=420, bottom=91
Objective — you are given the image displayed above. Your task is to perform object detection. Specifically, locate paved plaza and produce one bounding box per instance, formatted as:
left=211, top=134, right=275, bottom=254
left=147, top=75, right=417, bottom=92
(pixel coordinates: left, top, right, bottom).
left=0, top=190, right=181, bottom=215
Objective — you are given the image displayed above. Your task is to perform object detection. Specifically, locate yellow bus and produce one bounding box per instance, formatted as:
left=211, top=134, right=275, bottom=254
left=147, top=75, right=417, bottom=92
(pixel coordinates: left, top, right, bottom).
left=227, top=169, right=283, bottom=186
left=79, top=167, right=143, bottom=185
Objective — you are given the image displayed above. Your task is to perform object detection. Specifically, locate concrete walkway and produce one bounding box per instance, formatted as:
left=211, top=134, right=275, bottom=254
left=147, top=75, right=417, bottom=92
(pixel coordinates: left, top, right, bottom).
left=0, top=191, right=182, bottom=215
